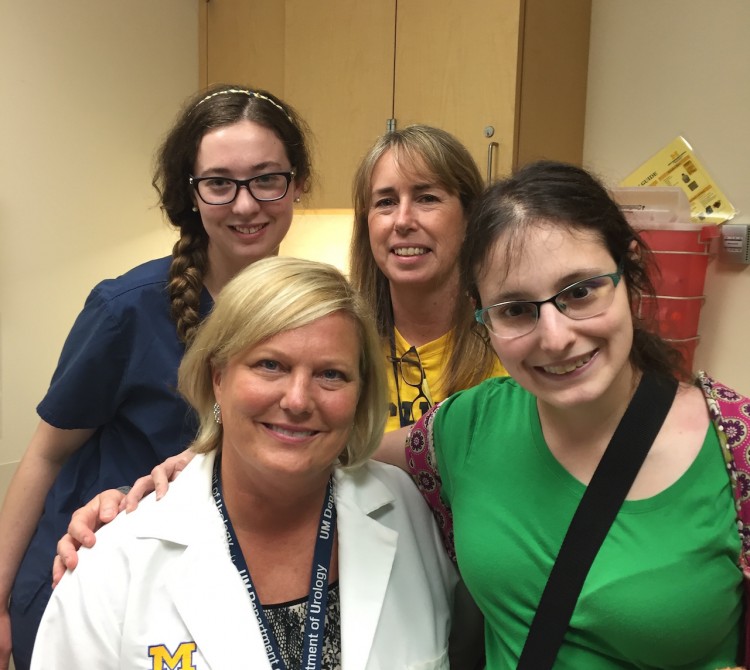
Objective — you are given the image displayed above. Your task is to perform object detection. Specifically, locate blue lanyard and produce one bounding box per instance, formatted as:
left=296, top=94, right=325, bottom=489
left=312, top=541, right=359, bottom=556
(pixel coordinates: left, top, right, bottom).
left=212, top=455, right=336, bottom=670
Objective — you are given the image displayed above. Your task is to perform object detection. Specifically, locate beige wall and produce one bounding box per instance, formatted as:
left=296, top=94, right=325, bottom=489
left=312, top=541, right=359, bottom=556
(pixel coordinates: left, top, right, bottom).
left=583, top=0, right=750, bottom=389
left=0, top=0, right=199, bottom=521
left=280, top=209, right=354, bottom=272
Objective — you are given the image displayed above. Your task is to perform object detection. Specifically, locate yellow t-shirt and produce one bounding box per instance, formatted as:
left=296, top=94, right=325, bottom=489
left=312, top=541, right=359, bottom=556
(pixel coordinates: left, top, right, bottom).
left=384, top=327, right=506, bottom=433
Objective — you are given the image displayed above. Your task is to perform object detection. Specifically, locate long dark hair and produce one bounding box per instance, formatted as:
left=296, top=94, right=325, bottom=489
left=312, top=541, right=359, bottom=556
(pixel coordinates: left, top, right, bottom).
left=461, top=160, right=690, bottom=381
left=153, top=84, right=312, bottom=344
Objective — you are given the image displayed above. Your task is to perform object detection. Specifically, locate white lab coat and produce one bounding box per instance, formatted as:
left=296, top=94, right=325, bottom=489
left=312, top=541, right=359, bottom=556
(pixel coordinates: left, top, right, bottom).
left=31, top=453, right=458, bottom=669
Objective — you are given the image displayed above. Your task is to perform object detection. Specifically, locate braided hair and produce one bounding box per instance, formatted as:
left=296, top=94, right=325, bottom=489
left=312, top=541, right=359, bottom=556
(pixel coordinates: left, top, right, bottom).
left=152, top=84, right=312, bottom=344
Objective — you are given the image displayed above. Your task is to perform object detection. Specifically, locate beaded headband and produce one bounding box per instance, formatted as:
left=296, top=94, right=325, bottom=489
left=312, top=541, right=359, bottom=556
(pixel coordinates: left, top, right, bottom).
left=192, top=88, right=294, bottom=124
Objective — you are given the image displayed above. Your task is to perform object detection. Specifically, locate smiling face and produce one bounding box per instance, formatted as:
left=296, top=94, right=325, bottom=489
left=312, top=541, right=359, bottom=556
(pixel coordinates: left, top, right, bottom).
left=212, top=312, right=362, bottom=486
left=193, top=119, right=301, bottom=282
left=476, top=222, right=636, bottom=413
left=367, top=150, right=466, bottom=289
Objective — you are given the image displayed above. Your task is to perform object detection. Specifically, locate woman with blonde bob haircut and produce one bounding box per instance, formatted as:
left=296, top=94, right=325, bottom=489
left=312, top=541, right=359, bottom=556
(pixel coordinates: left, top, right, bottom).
left=179, top=255, right=387, bottom=466
left=33, top=256, right=458, bottom=669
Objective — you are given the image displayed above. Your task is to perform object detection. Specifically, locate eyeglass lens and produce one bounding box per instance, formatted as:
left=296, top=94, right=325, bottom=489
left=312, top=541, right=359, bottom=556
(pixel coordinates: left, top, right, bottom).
left=398, top=354, right=426, bottom=388
left=391, top=347, right=432, bottom=427
left=483, top=274, right=618, bottom=338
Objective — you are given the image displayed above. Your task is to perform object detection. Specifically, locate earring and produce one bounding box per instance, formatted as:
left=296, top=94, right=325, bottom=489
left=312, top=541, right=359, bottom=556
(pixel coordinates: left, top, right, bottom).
left=213, top=402, right=222, bottom=425
left=293, top=197, right=300, bottom=203
left=192, top=205, right=198, bottom=212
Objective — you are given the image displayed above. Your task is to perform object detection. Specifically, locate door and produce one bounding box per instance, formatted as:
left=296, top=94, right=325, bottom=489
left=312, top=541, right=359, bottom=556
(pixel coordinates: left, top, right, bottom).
left=202, top=0, right=395, bottom=208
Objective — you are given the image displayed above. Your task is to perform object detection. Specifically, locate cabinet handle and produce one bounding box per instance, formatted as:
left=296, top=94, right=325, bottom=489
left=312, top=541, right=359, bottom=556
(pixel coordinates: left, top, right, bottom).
left=486, top=142, right=498, bottom=184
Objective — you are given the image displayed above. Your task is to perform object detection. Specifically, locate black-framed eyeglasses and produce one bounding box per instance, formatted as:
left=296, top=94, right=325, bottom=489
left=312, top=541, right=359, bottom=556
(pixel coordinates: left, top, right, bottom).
left=189, top=170, right=296, bottom=205
left=475, top=264, right=624, bottom=339
left=388, top=345, right=433, bottom=428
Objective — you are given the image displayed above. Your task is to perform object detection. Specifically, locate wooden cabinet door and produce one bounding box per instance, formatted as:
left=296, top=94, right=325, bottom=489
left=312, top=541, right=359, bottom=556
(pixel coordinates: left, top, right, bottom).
left=514, top=0, right=591, bottom=168
left=284, top=0, right=395, bottom=208
left=394, top=0, right=524, bottom=182
left=394, top=0, right=591, bottom=182
left=201, top=0, right=395, bottom=208
left=201, top=1, right=286, bottom=93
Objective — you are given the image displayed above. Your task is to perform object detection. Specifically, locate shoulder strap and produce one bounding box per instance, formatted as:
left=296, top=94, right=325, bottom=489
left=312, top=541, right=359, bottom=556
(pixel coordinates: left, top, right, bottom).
left=517, top=371, right=678, bottom=670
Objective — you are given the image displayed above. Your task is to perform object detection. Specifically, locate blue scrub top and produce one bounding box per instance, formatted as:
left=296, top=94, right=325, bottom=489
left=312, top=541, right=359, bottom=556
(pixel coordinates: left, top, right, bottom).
left=12, top=256, right=213, bottom=612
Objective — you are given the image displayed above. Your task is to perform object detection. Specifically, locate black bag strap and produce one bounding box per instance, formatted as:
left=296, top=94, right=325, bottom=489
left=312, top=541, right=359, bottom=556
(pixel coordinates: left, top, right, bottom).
left=517, top=371, right=678, bottom=670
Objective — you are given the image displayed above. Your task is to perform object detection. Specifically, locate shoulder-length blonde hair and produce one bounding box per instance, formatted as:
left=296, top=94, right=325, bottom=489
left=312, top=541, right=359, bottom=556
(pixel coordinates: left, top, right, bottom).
left=349, top=124, right=497, bottom=396
left=178, top=256, right=388, bottom=467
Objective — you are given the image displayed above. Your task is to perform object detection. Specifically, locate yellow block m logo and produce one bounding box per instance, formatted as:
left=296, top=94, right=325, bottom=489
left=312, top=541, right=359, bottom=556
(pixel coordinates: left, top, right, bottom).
left=148, top=641, right=197, bottom=669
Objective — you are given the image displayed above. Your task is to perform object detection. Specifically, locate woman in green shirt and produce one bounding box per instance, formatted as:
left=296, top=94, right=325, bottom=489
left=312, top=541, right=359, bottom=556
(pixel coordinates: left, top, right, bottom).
left=405, top=160, right=748, bottom=669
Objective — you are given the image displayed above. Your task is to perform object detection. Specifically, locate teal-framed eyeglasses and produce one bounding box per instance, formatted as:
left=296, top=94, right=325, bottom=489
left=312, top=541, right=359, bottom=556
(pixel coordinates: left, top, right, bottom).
left=475, top=264, right=624, bottom=339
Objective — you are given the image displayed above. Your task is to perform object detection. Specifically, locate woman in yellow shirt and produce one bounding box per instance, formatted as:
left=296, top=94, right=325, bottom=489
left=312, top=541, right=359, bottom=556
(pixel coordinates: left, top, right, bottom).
left=350, top=125, right=505, bottom=431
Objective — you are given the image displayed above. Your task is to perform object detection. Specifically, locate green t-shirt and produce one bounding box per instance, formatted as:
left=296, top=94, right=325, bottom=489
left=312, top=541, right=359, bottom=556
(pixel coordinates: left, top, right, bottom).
left=434, top=377, right=743, bottom=669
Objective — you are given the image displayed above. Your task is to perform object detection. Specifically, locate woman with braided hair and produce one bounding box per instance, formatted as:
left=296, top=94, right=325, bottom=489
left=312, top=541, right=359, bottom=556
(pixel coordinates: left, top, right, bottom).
left=0, top=83, right=312, bottom=670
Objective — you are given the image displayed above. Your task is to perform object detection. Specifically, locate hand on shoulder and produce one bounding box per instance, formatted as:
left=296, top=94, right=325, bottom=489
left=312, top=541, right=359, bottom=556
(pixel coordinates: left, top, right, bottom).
left=52, top=449, right=195, bottom=584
